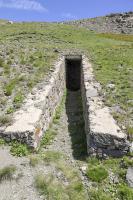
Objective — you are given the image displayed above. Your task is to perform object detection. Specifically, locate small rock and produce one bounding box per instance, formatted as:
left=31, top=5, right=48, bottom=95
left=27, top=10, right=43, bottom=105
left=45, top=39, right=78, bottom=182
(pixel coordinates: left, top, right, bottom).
left=80, top=165, right=87, bottom=174
left=126, top=167, right=133, bottom=188
left=86, top=88, right=98, bottom=98
left=53, top=48, right=59, bottom=53
left=97, top=148, right=103, bottom=159
left=107, top=83, right=115, bottom=90
left=109, top=171, right=119, bottom=184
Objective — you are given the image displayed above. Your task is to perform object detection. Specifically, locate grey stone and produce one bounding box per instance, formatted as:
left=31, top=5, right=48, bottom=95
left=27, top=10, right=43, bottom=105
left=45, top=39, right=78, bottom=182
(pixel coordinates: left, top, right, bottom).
left=86, top=88, right=98, bottom=98
left=126, top=167, right=133, bottom=188
left=81, top=56, right=129, bottom=157
left=107, top=83, right=115, bottom=89
left=130, top=142, right=133, bottom=153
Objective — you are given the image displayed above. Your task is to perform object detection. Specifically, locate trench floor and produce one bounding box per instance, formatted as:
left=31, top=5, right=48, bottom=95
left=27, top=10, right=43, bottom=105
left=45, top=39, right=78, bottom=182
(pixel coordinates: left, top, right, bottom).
left=0, top=90, right=89, bottom=200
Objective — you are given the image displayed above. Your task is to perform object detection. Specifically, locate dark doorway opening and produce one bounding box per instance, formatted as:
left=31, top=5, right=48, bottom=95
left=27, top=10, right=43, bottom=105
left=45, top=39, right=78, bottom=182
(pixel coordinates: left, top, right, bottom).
left=65, top=56, right=82, bottom=91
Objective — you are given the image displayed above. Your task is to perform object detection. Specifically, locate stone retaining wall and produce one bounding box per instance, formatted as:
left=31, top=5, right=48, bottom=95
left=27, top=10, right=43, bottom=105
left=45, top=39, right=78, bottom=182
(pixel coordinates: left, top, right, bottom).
left=1, top=57, right=65, bottom=148
left=0, top=55, right=130, bottom=155
left=81, top=56, right=130, bottom=157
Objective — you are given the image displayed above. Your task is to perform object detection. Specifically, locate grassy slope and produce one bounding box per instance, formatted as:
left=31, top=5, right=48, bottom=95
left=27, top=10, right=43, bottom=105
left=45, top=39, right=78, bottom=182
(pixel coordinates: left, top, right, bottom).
left=0, top=22, right=133, bottom=135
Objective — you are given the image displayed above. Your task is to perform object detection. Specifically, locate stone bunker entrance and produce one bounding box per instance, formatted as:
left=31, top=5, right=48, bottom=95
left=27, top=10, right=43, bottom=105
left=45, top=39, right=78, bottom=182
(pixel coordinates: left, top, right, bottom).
left=65, top=55, right=82, bottom=91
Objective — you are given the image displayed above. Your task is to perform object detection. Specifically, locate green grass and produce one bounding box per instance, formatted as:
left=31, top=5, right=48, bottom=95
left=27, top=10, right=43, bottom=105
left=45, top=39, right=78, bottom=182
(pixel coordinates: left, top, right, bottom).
left=35, top=174, right=69, bottom=200
left=0, top=138, right=5, bottom=145
left=0, top=165, right=16, bottom=182
left=41, top=151, right=63, bottom=163
left=4, top=78, right=18, bottom=96
left=127, top=127, right=133, bottom=141
left=118, top=184, right=133, bottom=200
left=29, top=156, right=39, bottom=167
left=86, top=165, right=108, bottom=182
left=40, top=129, right=57, bottom=147
left=86, top=156, right=133, bottom=199
left=6, top=107, right=15, bottom=114
left=10, top=141, right=29, bottom=157
left=97, top=33, right=133, bottom=42
left=0, top=115, right=11, bottom=126
left=35, top=151, right=87, bottom=200
left=88, top=189, right=112, bottom=200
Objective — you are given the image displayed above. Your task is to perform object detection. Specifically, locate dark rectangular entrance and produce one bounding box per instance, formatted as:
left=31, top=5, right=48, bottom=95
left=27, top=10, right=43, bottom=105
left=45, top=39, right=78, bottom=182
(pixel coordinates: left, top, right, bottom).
left=65, top=56, right=82, bottom=91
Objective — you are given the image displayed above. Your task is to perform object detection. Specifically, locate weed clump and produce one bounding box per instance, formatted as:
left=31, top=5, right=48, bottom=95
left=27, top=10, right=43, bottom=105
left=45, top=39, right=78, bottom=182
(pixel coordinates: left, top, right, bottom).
left=86, top=165, right=108, bottom=182
left=127, top=127, right=133, bottom=141
left=0, top=165, right=16, bottom=182
left=29, top=156, right=39, bottom=167
left=88, top=189, right=112, bottom=200
left=42, top=151, right=63, bottom=163
left=10, top=141, right=29, bottom=157
left=35, top=172, right=86, bottom=200
left=40, top=129, right=56, bottom=147
left=0, top=138, right=5, bottom=145
left=4, top=79, right=17, bottom=96
left=0, top=115, right=11, bottom=126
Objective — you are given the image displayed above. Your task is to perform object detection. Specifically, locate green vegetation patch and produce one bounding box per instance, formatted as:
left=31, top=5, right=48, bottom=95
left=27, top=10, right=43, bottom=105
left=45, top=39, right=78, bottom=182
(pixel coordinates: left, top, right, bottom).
left=98, top=33, right=133, bottom=42
left=29, top=156, right=40, bottom=167
left=86, top=156, right=133, bottom=199
left=0, top=115, right=11, bottom=126
left=88, top=189, right=112, bottom=200
left=10, top=141, right=29, bottom=157
left=86, top=165, right=108, bottom=182
left=42, top=151, right=63, bottom=164
left=35, top=174, right=69, bottom=200
left=0, top=138, right=5, bottom=145
left=118, top=184, right=133, bottom=200
left=40, top=129, right=57, bottom=147
left=0, top=165, right=16, bottom=182
left=35, top=151, right=87, bottom=200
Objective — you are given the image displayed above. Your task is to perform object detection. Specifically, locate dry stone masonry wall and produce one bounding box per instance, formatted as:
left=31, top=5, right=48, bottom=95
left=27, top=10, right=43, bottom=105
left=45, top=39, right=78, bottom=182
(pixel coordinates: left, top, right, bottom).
left=1, top=57, right=65, bottom=148
left=81, top=56, right=130, bottom=157
left=0, top=55, right=130, bottom=156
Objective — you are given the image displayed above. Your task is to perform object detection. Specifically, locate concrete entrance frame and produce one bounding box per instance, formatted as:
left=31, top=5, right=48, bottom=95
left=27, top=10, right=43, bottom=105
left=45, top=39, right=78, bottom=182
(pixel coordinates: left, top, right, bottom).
left=0, top=55, right=130, bottom=157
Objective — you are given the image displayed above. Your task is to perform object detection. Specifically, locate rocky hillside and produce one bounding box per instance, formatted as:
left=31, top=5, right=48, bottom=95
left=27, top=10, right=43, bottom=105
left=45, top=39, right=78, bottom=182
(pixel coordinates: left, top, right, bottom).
left=63, top=12, right=133, bottom=34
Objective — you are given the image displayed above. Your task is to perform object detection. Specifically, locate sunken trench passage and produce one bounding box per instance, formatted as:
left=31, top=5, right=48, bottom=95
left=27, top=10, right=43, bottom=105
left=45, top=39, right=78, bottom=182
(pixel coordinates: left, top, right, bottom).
left=65, top=56, right=87, bottom=159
